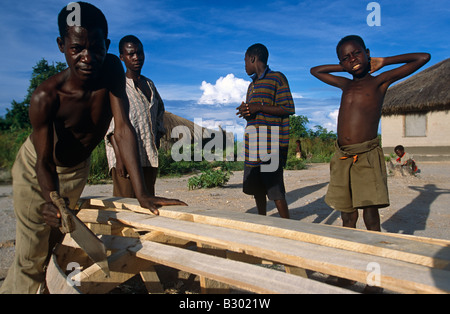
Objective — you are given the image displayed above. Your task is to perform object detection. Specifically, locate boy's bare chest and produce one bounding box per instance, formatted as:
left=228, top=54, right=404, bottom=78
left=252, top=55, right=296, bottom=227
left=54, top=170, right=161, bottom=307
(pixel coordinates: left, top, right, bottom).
left=341, top=79, right=383, bottom=111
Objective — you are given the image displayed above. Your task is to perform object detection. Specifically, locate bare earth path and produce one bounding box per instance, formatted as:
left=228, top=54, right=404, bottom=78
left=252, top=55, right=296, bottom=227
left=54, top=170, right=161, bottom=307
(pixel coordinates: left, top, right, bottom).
left=1, top=161, right=450, bottom=290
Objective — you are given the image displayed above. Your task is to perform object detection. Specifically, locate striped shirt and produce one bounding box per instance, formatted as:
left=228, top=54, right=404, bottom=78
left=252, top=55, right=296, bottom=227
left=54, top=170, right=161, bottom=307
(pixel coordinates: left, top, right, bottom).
left=244, top=67, right=295, bottom=167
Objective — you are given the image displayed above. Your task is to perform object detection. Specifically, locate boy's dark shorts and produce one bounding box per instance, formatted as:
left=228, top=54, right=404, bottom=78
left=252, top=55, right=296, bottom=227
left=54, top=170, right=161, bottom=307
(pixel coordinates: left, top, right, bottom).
left=243, top=163, right=286, bottom=200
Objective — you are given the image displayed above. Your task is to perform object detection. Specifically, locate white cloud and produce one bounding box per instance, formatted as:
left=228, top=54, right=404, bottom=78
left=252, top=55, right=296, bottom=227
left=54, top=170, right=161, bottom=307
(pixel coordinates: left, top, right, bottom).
left=328, top=109, right=339, bottom=123
left=326, top=109, right=339, bottom=132
left=198, top=74, right=250, bottom=105
left=292, top=93, right=304, bottom=99
left=308, top=109, right=339, bottom=133
left=294, top=96, right=340, bottom=133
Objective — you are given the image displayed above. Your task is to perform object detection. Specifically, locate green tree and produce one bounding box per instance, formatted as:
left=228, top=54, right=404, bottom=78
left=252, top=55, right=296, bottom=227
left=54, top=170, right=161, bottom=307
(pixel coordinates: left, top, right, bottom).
left=289, top=114, right=309, bottom=138
left=0, top=58, right=66, bottom=130
left=0, top=100, right=31, bottom=130
left=308, top=125, right=337, bottom=140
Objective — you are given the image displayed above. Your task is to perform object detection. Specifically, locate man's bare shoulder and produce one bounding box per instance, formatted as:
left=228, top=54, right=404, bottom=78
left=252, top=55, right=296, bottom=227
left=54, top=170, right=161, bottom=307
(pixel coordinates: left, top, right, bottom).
left=30, top=69, right=69, bottom=108
left=103, top=53, right=123, bottom=74
left=102, top=53, right=126, bottom=96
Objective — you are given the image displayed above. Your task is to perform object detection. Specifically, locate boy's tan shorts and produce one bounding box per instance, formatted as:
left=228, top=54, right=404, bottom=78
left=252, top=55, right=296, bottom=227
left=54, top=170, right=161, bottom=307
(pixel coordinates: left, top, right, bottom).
left=325, top=138, right=389, bottom=213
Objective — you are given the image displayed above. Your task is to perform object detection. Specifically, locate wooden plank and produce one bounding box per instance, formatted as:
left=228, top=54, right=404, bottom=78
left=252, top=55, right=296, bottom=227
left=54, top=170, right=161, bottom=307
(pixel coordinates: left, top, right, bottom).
left=82, top=197, right=450, bottom=269
left=60, top=233, right=156, bottom=294
left=128, top=239, right=355, bottom=294
left=360, top=229, right=450, bottom=247
left=285, top=266, right=308, bottom=278
left=160, top=208, right=450, bottom=269
left=197, top=243, right=231, bottom=294
left=56, top=233, right=353, bottom=294
left=46, top=252, right=82, bottom=294
left=49, top=235, right=162, bottom=294
left=76, top=207, right=124, bottom=224
left=79, top=198, right=450, bottom=293
left=73, top=249, right=155, bottom=294
left=54, top=241, right=93, bottom=271
left=111, top=210, right=450, bottom=294
left=140, top=267, right=164, bottom=294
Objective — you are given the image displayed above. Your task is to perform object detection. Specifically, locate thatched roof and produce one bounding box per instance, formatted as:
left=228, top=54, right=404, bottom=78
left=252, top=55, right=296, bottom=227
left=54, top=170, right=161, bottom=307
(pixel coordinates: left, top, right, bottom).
left=381, top=58, right=450, bottom=116
left=161, top=111, right=230, bottom=151
left=163, top=111, right=205, bottom=140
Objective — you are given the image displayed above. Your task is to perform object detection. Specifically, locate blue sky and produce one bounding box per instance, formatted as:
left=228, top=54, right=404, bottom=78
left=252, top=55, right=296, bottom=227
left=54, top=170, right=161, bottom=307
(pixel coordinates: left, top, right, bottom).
left=0, top=0, right=448, bottom=138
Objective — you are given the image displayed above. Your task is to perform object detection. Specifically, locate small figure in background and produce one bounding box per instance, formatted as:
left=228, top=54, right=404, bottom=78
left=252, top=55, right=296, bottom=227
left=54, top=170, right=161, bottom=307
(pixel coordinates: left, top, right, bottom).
left=393, top=145, right=419, bottom=175
left=295, top=140, right=302, bottom=159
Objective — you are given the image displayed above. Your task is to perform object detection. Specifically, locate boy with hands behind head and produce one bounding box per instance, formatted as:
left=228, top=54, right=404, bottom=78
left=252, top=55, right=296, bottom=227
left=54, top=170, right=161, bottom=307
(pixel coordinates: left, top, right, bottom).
left=311, top=35, right=429, bottom=231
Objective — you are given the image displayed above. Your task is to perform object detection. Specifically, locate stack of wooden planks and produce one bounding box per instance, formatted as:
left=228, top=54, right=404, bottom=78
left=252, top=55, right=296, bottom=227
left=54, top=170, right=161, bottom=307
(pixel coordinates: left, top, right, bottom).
left=45, top=196, right=450, bottom=294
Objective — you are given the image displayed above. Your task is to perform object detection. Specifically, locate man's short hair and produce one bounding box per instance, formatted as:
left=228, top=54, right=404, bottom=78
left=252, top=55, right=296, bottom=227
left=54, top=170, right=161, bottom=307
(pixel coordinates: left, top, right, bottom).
left=119, top=35, right=143, bottom=54
left=58, top=2, right=108, bottom=39
left=246, top=43, right=269, bottom=65
left=336, top=35, right=367, bottom=57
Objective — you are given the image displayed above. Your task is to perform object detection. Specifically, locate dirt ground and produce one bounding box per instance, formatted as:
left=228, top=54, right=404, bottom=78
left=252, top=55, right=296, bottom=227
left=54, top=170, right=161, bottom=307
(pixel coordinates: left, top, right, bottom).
left=1, top=161, right=450, bottom=292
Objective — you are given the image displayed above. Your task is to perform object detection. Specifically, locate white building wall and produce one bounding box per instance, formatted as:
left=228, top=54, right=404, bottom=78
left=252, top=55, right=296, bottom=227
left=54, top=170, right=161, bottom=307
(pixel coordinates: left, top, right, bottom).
left=381, top=111, right=450, bottom=148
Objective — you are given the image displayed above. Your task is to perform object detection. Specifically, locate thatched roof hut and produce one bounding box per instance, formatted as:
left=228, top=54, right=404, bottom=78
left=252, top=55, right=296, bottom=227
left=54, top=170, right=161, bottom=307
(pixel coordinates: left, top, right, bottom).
left=162, top=111, right=204, bottom=143
left=380, top=58, right=450, bottom=161
left=382, top=58, right=450, bottom=116
left=160, top=111, right=230, bottom=151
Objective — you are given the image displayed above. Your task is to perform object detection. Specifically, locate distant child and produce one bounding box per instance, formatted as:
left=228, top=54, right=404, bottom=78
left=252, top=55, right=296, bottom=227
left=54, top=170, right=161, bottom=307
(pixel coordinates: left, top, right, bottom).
left=236, top=43, right=295, bottom=218
left=295, top=140, right=302, bottom=159
left=310, top=35, right=429, bottom=231
left=393, top=145, right=418, bottom=174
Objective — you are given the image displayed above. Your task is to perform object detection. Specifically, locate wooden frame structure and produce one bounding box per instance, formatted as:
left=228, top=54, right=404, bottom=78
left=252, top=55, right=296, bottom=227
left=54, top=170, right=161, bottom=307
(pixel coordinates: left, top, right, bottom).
left=45, top=196, right=450, bottom=294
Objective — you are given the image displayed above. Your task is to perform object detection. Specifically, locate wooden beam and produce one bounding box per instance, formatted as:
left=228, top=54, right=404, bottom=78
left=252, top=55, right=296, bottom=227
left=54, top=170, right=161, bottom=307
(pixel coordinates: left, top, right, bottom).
left=127, top=239, right=355, bottom=294
left=197, top=243, right=230, bottom=294
left=58, top=234, right=155, bottom=294
left=46, top=252, right=82, bottom=294
left=110, top=210, right=450, bottom=294
left=82, top=197, right=450, bottom=269
left=73, top=249, right=154, bottom=294
left=79, top=197, right=450, bottom=293
left=140, top=267, right=164, bottom=294
left=285, top=266, right=308, bottom=278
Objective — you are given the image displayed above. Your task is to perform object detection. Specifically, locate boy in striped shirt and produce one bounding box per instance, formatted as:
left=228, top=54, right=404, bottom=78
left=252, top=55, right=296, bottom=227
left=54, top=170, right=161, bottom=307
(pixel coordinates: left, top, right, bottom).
left=237, top=43, right=295, bottom=218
